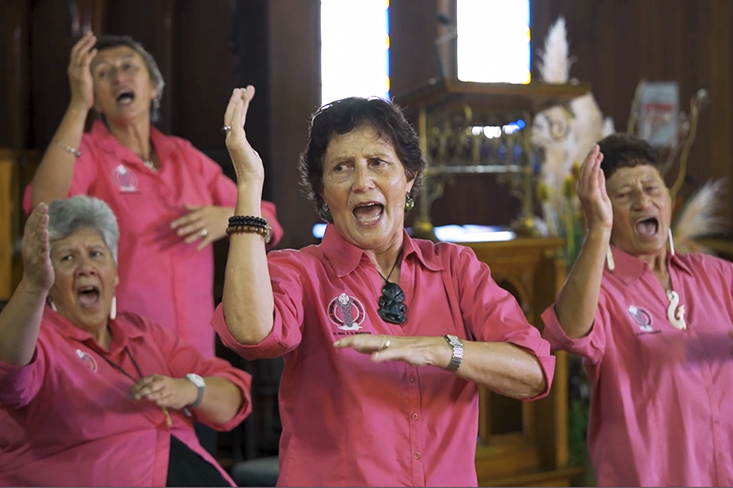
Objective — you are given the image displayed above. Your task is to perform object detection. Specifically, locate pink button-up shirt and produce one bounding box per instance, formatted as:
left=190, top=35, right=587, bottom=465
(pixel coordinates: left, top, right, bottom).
left=24, top=120, right=283, bottom=358
left=542, top=246, right=733, bottom=487
left=213, top=224, right=555, bottom=487
left=0, top=308, right=252, bottom=487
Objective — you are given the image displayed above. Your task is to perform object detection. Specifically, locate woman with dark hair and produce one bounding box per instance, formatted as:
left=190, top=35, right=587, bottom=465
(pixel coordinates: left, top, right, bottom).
left=543, top=133, right=733, bottom=486
left=210, top=86, right=555, bottom=486
left=0, top=196, right=252, bottom=486
left=25, top=32, right=283, bottom=359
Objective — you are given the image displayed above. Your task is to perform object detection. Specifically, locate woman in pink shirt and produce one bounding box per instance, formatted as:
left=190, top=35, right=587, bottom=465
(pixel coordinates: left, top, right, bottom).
left=25, top=32, right=283, bottom=359
left=542, top=133, right=733, bottom=486
left=210, top=87, right=555, bottom=486
left=0, top=195, right=252, bottom=486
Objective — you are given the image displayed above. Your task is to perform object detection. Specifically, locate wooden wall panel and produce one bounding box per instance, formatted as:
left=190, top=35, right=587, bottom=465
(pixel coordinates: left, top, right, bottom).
left=389, top=0, right=442, bottom=99
left=266, top=0, right=322, bottom=250
left=0, top=1, right=30, bottom=150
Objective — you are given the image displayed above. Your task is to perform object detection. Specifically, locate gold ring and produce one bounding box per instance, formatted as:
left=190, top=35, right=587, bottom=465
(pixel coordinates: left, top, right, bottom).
left=200, top=229, right=208, bottom=237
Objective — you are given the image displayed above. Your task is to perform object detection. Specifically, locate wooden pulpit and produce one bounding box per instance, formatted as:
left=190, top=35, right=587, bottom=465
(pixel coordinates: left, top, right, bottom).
left=457, top=237, right=580, bottom=486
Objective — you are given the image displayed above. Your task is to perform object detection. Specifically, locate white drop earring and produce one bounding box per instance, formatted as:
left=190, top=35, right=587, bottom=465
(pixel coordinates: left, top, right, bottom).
left=110, top=296, right=117, bottom=321
left=606, top=246, right=615, bottom=271
left=668, top=228, right=675, bottom=256
left=49, top=298, right=58, bottom=312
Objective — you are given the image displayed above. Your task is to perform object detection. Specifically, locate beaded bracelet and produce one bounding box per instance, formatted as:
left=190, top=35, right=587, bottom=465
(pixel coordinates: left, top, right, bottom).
left=228, top=215, right=268, bottom=227
left=226, top=223, right=273, bottom=244
left=54, top=139, right=82, bottom=157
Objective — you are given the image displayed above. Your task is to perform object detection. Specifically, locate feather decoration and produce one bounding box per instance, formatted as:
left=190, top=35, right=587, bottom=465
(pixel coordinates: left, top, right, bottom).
left=673, top=178, right=729, bottom=246
left=537, top=16, right=571, bottom=84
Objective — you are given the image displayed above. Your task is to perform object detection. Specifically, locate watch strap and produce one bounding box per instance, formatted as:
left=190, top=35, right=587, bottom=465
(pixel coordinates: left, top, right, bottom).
left=185, top=373, right=205, bottom=408
left=444, top=334, right=464, bottom=372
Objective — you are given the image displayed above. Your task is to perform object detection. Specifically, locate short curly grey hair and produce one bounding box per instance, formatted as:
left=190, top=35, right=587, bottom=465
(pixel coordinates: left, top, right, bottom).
left=48, top=195, right=120, bottom=265
left=93, top=35, right=166, bottom=123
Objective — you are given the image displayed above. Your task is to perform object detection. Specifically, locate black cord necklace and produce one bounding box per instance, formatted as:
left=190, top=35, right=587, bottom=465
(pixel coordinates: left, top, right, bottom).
left=97, top=346, right=172, bottom=425
left=98, top=347, right=143, bottom=382
left=376, top=250, right=407, bottom=324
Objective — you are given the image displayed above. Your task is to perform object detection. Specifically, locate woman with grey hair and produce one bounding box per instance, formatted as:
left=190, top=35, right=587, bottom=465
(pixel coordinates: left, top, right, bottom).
left=0, top=196, right=253, bottom=486
left=25, top=32, right=283, bottom=362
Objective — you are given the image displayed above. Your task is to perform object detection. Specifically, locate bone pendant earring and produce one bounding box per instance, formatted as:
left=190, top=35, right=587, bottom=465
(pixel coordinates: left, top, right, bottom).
left=668, top=228, right=675, bottom=256
left=110, top=296, right=117, bottom=321
left=606, top=246, right=615, bottom=271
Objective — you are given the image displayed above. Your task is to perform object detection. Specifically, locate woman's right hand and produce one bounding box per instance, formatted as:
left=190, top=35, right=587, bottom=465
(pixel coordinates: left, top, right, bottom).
left=22, top=204, right=55, bottom=295
left=223, top=86, right=265, bottom=184
left=577, top=144, right=613, bottom=233
left=67, top=31, right=98, bottom=111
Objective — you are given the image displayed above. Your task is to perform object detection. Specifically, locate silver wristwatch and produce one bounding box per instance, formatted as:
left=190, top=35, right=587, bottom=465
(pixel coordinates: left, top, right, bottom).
left=185, top=373, right=206, bottom=407
left=444, top=334, right=464, bottom=372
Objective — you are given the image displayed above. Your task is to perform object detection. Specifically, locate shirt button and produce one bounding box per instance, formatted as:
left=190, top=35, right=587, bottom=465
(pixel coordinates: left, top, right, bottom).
left=414, top=452, right=421, bottom=459
left=411, top=412, right=419, bottom=420
left=409, top=375, right=416, bottom=382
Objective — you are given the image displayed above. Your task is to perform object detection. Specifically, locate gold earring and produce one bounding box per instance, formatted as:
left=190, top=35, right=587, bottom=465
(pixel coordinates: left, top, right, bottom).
left=321, top=203, right=333, bottom=223
left=405, top=193, right=414, bottom=212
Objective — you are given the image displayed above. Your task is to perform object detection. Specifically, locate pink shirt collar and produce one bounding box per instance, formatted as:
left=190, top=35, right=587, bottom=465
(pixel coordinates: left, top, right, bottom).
left=320, top=223, right=444, bottom=278
left=44, top=305, right=144, bottom=356
left=90, top=120, right=176, bottom=165
left=607, top=244, right=694, bottom=285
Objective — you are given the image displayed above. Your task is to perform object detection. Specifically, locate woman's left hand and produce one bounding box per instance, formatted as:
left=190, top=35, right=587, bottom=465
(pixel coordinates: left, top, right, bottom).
left=334, top=334, right=448, bottom=369
left=170, top=204, right=234, bottom=250
left=129, top=374, right=198, bottom=410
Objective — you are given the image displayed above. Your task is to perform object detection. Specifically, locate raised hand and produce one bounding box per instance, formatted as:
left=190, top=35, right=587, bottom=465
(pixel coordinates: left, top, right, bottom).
left=67, top=31, right=98, bottom=111
left=170, top=204, right=233, bottom=250
left=22, top=204, right=55, bottom=295
left=129, top=374, right=198, bottom=410
left=577, top=144, right=613, bottom=232
left=223, top=86, right=265, bottom=184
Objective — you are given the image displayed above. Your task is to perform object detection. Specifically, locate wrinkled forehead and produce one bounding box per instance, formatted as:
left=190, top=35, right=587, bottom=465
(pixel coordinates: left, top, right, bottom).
left=325, top=125, right=395, bottom=157
left=50, top=227, right=108, bottom=255
left=606, top=164, right=665, bottom=189
left=91, top=45, right=145, bottom=70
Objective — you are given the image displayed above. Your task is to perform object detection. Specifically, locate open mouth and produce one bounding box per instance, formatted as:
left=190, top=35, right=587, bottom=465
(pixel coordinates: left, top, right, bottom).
left=77, top=285, right=101, bottom=308
left=635, top=216, right=659, bottom=237
left=352, top=202, right=384, bottom=225
left=116, top=89, right=135, bottom=105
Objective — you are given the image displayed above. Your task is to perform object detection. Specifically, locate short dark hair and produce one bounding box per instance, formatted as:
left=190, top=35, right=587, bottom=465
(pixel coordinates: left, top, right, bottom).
left=93, top=35, right=165, bottom=122
left=298, top=96, right=427, bottom=220
left=597, top=133, right=660, bottom=179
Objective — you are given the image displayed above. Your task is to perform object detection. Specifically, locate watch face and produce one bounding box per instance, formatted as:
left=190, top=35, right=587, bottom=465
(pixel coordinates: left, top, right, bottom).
left=446, top=334, right=460, bottom=346
left=186, top=373, right=205, bottom=387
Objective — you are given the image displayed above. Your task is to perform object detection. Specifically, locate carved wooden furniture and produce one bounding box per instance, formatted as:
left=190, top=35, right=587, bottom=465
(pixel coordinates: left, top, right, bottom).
left=457, top=237, right=581, bottom=487
left=393, top=79, right=589, bottom=240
